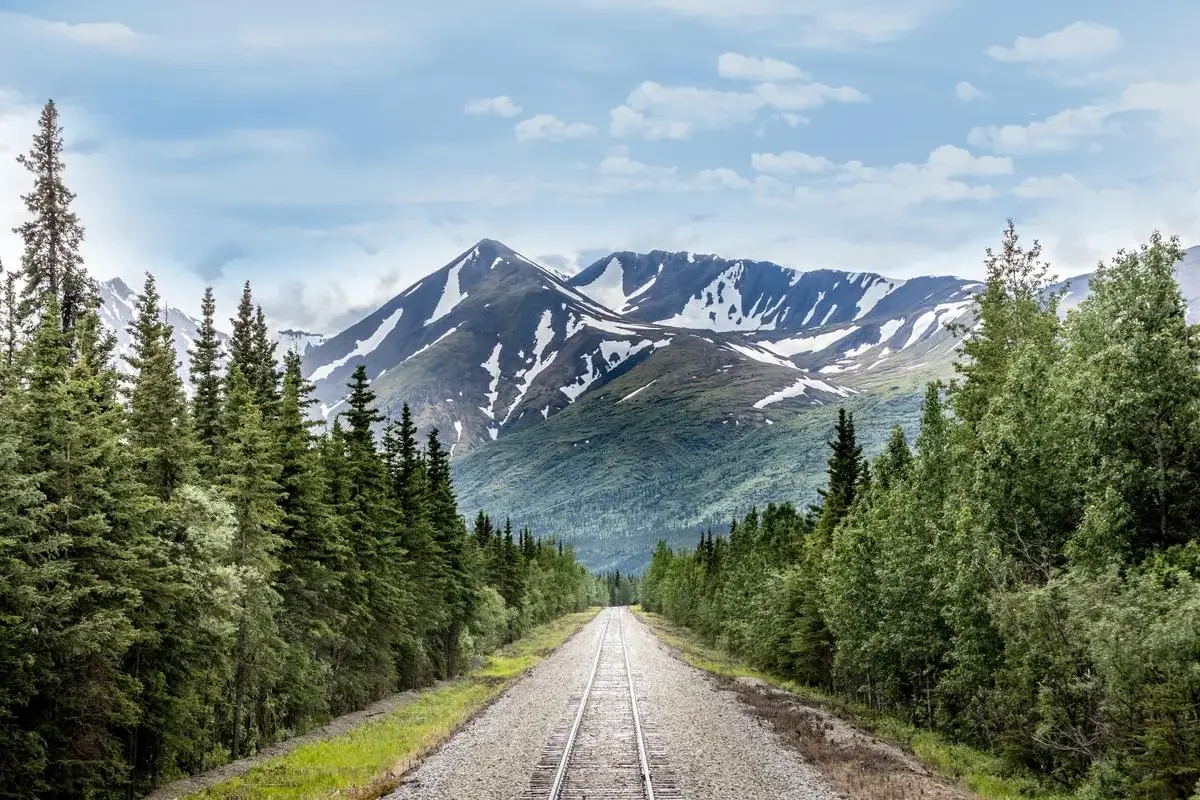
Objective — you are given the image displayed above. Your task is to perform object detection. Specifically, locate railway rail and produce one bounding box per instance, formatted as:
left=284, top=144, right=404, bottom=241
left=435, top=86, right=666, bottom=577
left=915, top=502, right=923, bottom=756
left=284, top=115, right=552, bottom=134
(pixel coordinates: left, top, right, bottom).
left=524, top=608, right=680, bottom=800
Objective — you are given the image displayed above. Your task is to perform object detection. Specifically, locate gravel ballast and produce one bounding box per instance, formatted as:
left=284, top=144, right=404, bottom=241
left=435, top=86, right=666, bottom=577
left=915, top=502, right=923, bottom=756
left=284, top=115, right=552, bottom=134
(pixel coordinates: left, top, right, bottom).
left=390, top=607, right=839, bottom=799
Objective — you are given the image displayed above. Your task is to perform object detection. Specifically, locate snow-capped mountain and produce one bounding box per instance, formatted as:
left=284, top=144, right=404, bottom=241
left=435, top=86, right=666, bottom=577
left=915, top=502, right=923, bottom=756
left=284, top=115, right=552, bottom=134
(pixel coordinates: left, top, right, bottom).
left=568, top=250, right=982, bottom=386
left=277, top=329, right=327, bottom=357
left=302, top=239, right=857, bottom=456
left=96, top=277, right=223, bottom=382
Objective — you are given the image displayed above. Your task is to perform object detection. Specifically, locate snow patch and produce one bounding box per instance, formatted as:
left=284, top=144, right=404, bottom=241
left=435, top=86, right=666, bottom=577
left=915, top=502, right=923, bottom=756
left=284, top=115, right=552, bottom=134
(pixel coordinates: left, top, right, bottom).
left=618, top=379, right=657, bottom=403
left=501, top=311, right=556, bottom=424
left=724, top=342, right=799, bottom=371
left=479, top=342, right=502, bottom=420
left=425, top=257, right=469, bottom=326
left=854, top=277, right=905, bottom=320
left=801, top=292, right=826, bottom=326
left=752, top=376, right=852, bottom=409
left=308, top=307, right=403, bottom=383
left=408, top=324, right=460, bottom=360
left=760, top=326, right=859, bottom=357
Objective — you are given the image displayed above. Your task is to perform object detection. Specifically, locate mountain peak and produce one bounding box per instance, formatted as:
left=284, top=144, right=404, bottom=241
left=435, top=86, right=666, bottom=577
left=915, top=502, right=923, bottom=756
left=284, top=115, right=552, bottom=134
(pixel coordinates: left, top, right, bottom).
left=104, top=276, right=135, bottom=300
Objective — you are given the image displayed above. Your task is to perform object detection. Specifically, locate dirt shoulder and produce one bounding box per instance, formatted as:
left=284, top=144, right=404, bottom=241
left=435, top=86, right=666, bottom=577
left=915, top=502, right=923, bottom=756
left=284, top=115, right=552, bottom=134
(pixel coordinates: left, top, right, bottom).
left=634, top=609, right=979, bottom=800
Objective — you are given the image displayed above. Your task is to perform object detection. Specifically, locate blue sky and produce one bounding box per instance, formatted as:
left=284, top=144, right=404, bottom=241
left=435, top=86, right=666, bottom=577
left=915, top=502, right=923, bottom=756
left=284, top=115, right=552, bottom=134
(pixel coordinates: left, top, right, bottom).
left=0, top=0, right=1197, bottom=331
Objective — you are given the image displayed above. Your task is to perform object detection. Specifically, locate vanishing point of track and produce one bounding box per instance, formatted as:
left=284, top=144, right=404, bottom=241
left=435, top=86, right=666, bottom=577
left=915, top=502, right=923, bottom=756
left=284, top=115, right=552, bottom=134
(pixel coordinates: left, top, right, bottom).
left=524, top=608, right=680, bottom=800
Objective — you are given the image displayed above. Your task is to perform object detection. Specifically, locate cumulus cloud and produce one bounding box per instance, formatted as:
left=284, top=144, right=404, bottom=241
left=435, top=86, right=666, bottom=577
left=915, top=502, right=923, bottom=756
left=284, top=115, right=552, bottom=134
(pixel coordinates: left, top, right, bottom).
left=692, top=168, right=752, bottom=190
left=514, top=114, right=596, bottom=142
left=717, top=52, right=807, bottom=82
left=967, top=105, right=1110, bottom=153
left=955, top=80, right=985, bottom=101
left=987, top=21, right=1123, bottom=63
left=780, top=113, right=809, bottom=127
left=610, top=77, right=867, bottom=140
left=43, top=18, right=140, bottom=47
left=751, top=151, right=835, bottom=174
left=464, top=95, right=522, bottom=117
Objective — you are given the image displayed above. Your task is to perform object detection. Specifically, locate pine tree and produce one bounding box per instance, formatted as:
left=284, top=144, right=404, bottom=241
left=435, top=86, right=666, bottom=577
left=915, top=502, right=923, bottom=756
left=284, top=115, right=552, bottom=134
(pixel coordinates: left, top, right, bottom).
left=220, top=366, right=284, bottom=759
left=227, top=282, right=256, bottom=391
left=426, top=429, right=475, bottom=677
left=189, top=287, right=224, bottom=478
left=875, top=425, right=912, bottom=490
left=0, top=260, right=19, bottom=388
left=12, top=100, right=94, bottom=332
left=20, top=302, right=146, bottom=795
left=814, top=408, right=864, bottom=541
left=336, top=366, right=410, bottom=704
left=251, top=305, right=280, bottom=414
left=126, top=273, right=193, bottom=501
left=274, top=351, right=345, bottom=723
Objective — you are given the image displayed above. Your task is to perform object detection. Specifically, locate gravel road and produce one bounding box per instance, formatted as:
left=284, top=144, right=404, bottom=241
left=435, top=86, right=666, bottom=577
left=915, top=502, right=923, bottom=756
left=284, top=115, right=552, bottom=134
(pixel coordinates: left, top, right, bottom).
left=389, top=607, right=839, bottom=800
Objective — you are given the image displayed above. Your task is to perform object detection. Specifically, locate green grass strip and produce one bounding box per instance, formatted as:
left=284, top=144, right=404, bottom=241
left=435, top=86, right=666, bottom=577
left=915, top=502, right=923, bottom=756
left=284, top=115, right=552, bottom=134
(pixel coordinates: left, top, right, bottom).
left=189, top=609, right=601, bottom=800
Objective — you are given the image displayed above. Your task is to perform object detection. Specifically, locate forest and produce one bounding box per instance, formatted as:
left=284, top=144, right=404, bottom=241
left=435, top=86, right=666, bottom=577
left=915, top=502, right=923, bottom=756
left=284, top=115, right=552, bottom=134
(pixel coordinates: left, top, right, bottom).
left=642, top=224, right=1200, bottom=799
left=0, top=102, right=603, bottom=799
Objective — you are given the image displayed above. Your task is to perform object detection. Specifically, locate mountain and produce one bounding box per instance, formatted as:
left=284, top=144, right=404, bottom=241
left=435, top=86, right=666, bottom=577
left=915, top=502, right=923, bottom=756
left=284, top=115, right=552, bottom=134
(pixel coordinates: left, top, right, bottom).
left=96, top=277, right=222, bottom=383
left=297, top=239, right=995, bottom=569
left=301, top=239, right=859, bottom=458
left=568, top=250, right=982, bottom=388
left=96, top=278, right=325, bottom=384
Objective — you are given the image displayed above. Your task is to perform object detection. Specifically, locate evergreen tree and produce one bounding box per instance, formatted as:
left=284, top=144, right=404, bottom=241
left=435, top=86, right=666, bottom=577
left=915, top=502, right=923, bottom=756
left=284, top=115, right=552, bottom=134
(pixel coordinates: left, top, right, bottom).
left=426, top=429, right=476, bottom=677
left=874, top=425, right=912, bottom=490
left=189, top=287, right=224, bottom=478
left=125, top=273, right=193, bottom=501
left=251, top=305, right=280, bottom=414
left=227, top=283, right=256, bottom=391
left=12, top=100, right=94, bottom=332
left=274, top=351, right=345, bottom=723
left=0, top=261, right=19, bottom=387
left=220, top=366, right=284, bottom=758
left=19, top=302, right=146, bottom=795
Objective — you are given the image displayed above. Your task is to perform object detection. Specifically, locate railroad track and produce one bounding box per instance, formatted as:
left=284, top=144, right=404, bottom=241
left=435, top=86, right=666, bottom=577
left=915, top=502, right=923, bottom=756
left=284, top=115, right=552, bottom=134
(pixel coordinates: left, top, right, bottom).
left=524, top=608, right=681, bottom=800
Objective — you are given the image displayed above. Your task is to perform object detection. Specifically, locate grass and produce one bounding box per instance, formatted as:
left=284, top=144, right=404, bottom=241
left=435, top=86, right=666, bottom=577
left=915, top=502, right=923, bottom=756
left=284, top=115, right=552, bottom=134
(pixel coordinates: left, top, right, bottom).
left=187, top=609, right=601, bottom=800
left=632, top=607, right=1074, bottom=800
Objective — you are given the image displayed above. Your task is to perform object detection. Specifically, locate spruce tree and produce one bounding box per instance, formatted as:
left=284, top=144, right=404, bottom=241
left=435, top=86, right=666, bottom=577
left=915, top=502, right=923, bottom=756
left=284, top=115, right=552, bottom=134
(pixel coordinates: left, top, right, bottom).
left=426, top=429, right=475, bottom=677
left=274, top=351, right=345, bottom=723
left=20, top=302, right=146, bottom=795
left=337, top=366, right=410, bottom=704
left=189, top=287, right=224, bottom=478
left=814, top=408, right=864, bottom=541
left=251, top=305, right=280, bottom=414
left=0, top=261, right=19, bottom=386
left=875, top=425, right=913, bottom=490
left=12, top=100, right=94, bottom=332
left=227, top=282, right=256, bottom=391
left=220, top=366, right=284, bottom=759
left=126, top=273, right=193, bottom=500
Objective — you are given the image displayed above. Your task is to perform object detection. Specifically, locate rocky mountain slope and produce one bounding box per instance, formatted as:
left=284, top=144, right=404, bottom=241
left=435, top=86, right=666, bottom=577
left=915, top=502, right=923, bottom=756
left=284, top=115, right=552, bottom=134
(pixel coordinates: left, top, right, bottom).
left=298, top=239, right=994, bottom=568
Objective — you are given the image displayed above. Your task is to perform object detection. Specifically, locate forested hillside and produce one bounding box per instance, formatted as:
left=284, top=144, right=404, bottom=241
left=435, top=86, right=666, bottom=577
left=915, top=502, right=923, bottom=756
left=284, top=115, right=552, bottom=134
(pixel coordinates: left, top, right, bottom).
left=0, top=102, right=602, bottom=799
left=643, top=224, right=1200, bottom=799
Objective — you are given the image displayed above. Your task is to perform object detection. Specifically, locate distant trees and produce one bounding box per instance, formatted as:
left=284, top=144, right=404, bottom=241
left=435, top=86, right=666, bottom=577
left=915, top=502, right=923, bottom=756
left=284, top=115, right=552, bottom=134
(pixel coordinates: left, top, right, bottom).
left=0, top=99, right=599, bottom=799
left=642, top=223, right=1200, bottom=799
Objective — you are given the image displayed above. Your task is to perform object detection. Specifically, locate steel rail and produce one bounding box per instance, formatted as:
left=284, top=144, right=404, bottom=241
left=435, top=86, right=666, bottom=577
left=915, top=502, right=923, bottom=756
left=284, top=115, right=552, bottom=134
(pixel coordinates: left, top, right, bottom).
left=619, top=609, right=656, bottom=800
left=546, top=608, right=613, bottom=799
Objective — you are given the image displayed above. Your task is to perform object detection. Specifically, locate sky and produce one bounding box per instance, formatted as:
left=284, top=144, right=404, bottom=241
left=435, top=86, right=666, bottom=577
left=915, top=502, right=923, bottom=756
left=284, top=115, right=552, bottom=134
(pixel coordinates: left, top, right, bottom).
left=0, top=0, right=1197, bottom=333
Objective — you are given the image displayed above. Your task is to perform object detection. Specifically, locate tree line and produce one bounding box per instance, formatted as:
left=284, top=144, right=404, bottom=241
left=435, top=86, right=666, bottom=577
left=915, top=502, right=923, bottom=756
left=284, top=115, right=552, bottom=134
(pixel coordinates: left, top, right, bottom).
left=642, top=223, right=1200, bottom=799
left=0, top=100, right=604, bottom=799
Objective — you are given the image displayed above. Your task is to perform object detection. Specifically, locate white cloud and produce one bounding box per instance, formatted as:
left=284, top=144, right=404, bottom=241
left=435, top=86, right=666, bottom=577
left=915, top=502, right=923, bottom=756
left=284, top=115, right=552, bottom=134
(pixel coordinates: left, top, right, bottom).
left=967, top=104, right=1111, bottom=153
left=577, top=0, right=947, bottom=48
left=1013, top=174, right=1087, bottom=199
left=987, top=21, right=1123, bottom=63
left=464, top=95, right=522, bottom=117
left=514, top=114, right=596, bottom=142
left=717, top=52, right=806, bottom=82
left=955, top=80, right=985, bottom=102
left=598, top=154, right=676, bottom=178
left=609, top=76, right=867, bottom=140
left=780, top=113, right=809, bottom=127
left=43, top=19, right=140, bottom=47
left=692, top=168, right=751, bottom=190
left=751, top=151, right=834, bottom=174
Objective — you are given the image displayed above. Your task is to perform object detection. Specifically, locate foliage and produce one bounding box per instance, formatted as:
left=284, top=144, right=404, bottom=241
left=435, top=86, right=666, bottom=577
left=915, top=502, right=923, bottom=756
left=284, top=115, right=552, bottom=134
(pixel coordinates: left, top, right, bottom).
left=0, top=101, right=601, bottom=800
left=642, top=223, right=1200, bottom=799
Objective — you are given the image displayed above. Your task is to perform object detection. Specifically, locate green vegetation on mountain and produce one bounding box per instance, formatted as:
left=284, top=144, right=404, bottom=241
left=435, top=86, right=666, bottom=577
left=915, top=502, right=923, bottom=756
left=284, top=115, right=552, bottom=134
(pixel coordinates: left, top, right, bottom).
left=641, top=223, right=1200, bottom=799
left=0, top=100, right=605, bottom=799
